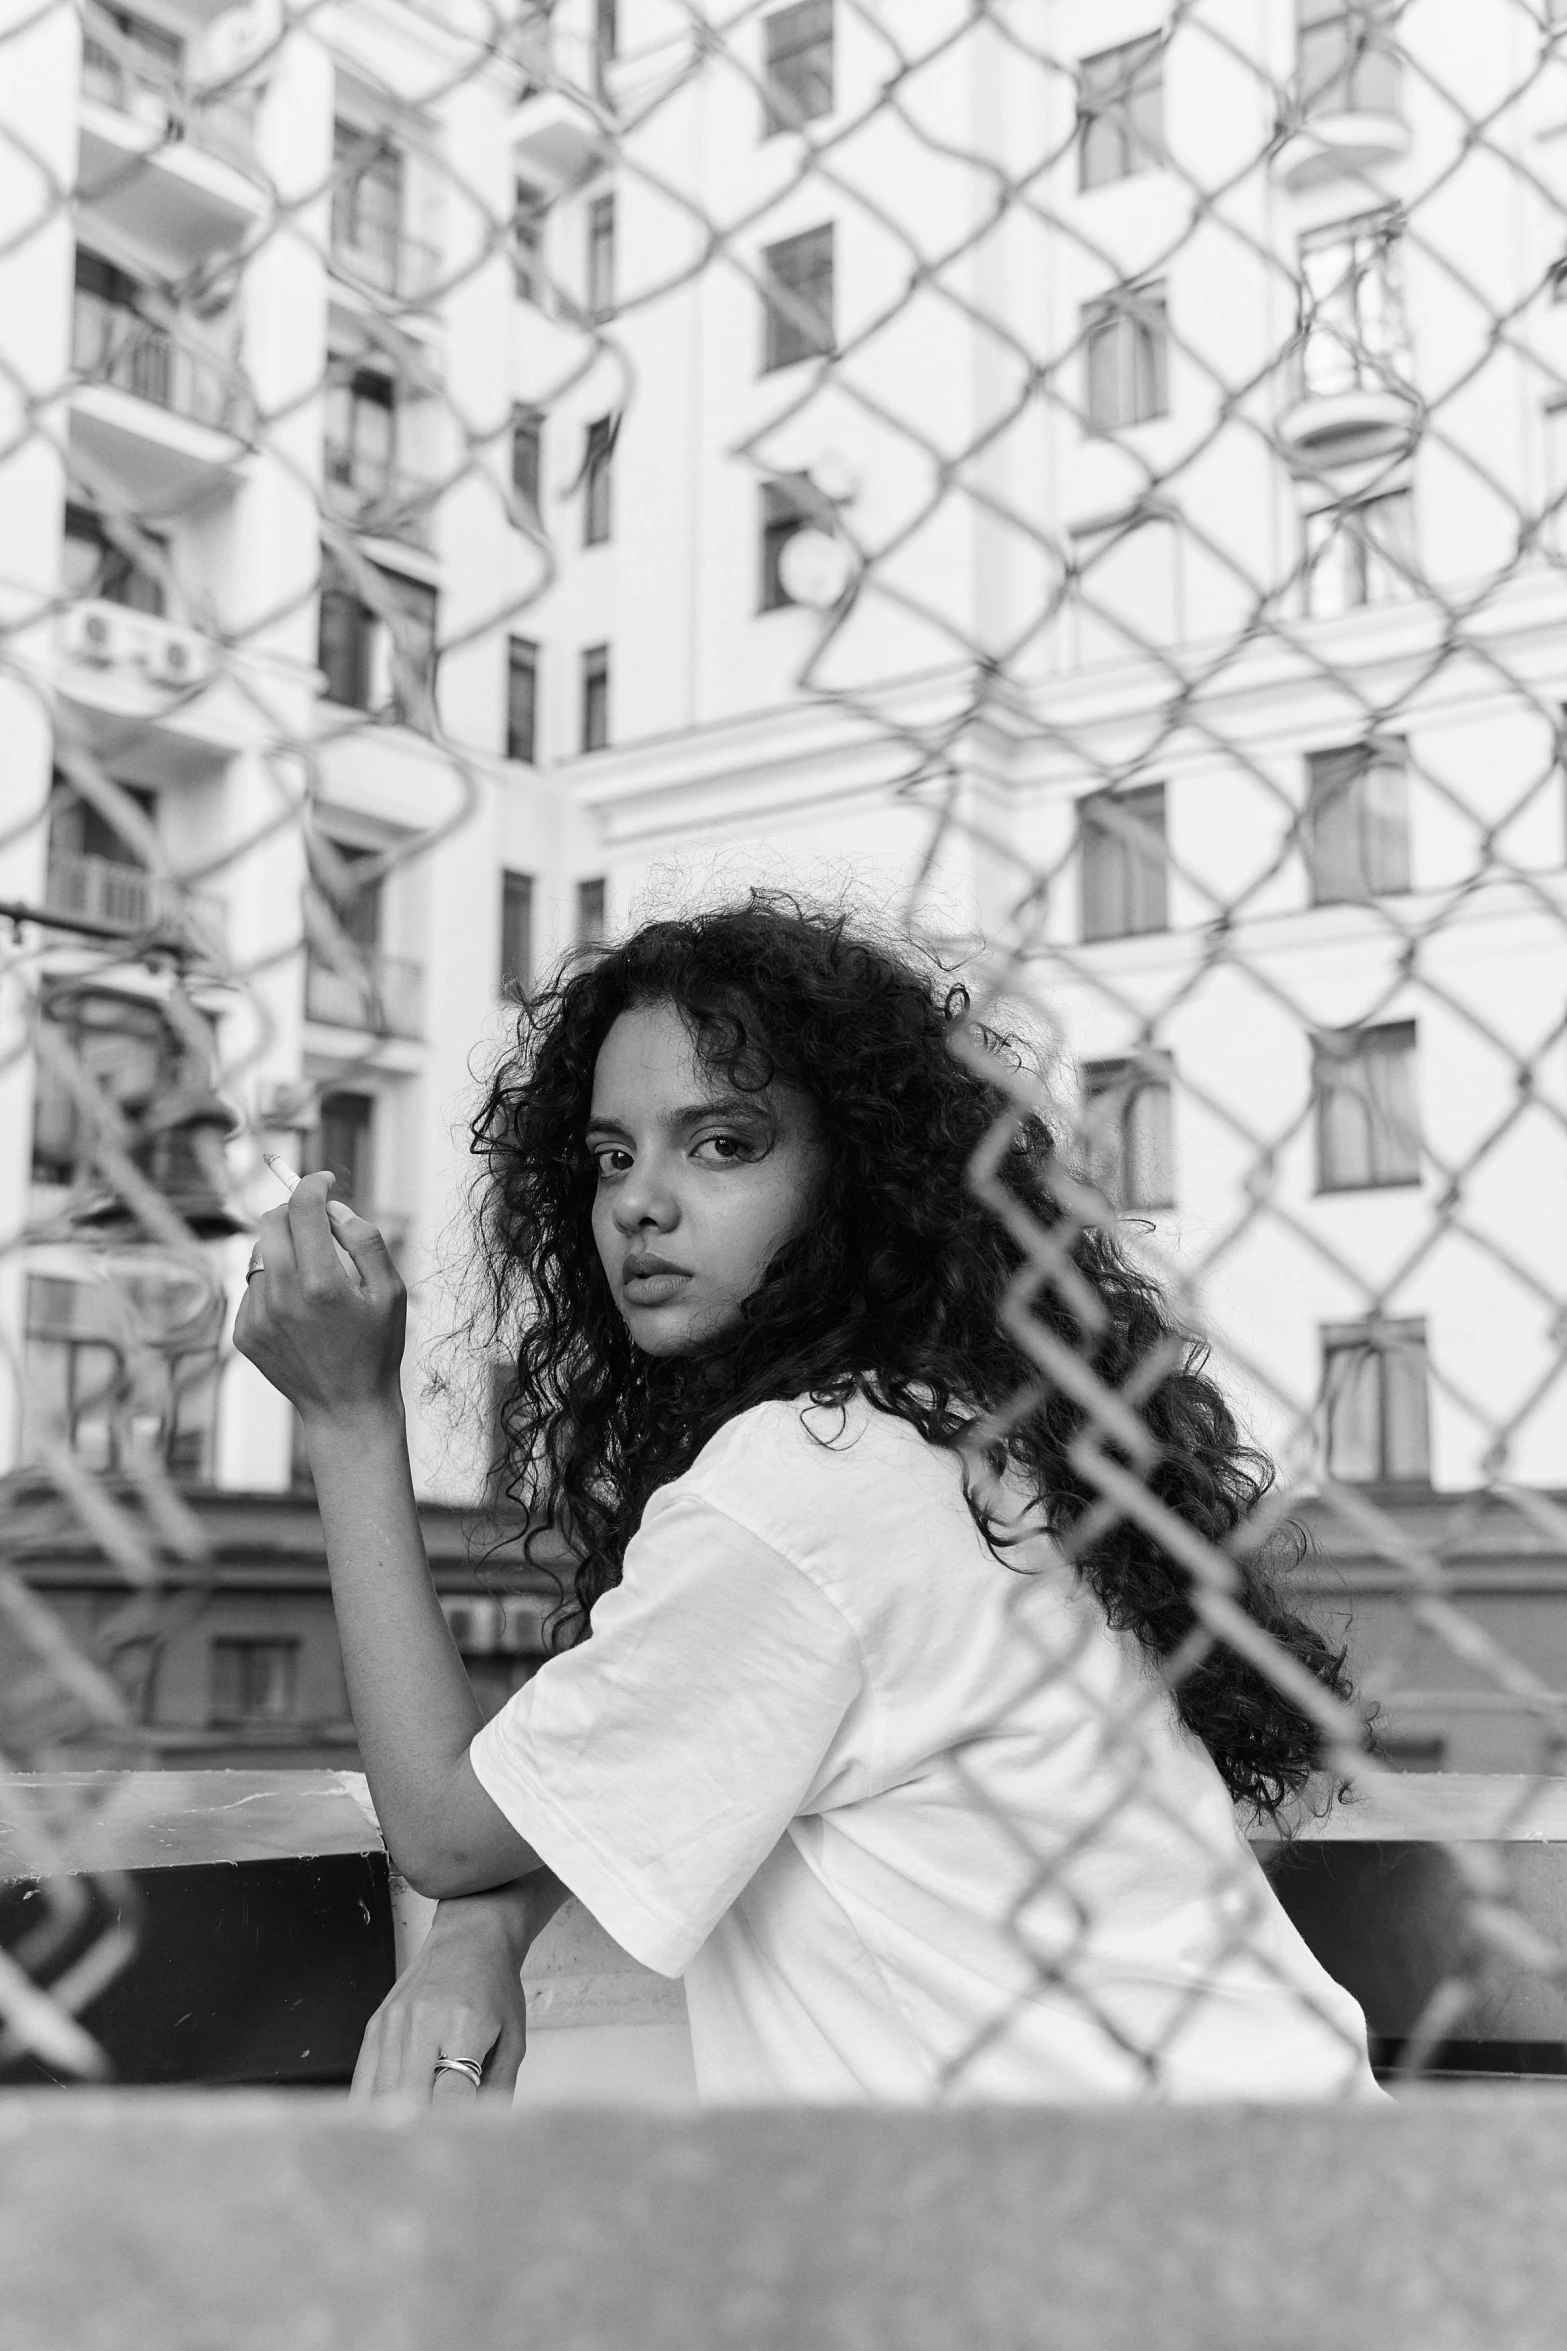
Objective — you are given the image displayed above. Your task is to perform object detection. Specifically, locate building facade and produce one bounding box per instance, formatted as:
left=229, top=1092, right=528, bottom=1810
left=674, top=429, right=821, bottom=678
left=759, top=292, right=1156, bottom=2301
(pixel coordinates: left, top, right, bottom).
left=3, top=0, right=1567, bottom=1766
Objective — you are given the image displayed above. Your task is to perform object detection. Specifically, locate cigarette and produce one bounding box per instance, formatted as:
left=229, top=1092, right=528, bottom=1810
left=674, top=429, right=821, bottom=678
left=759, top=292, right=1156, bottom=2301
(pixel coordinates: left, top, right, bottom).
left=264, top=1150, right=354, bottom=1232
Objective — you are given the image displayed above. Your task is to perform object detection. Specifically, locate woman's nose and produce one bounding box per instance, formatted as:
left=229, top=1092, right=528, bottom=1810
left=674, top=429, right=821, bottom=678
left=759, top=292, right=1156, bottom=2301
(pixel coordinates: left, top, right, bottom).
left=612, top=1160, right=677, bottom=1232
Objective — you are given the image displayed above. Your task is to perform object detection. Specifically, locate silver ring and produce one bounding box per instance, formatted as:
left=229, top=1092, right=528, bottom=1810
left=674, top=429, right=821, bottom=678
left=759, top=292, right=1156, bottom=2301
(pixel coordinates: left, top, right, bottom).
left=433, top=2052, right=483, bottom=2089
left=245, top=1250, right=265, bottom=1283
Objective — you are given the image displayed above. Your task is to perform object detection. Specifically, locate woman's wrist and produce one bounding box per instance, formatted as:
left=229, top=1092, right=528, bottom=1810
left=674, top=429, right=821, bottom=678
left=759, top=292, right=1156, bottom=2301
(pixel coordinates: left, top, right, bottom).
left=430, top=1871, right=564, bottom=1964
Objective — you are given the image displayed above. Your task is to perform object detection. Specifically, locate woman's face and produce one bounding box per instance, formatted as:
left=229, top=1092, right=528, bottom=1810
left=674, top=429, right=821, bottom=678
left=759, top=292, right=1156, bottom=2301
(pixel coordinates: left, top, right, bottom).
left=587, top=999, right=825, bottom=1357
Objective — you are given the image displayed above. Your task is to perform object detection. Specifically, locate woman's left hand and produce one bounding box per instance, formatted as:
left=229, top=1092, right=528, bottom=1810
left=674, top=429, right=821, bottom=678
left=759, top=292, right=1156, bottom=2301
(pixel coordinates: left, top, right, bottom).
left=233, top=1172, right=407, bottom=1429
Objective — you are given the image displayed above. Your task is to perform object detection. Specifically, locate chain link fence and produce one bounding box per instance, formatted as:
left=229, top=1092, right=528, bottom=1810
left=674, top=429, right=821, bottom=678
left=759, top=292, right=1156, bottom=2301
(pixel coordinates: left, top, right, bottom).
left=5, top=0, right=1567, bottom=2093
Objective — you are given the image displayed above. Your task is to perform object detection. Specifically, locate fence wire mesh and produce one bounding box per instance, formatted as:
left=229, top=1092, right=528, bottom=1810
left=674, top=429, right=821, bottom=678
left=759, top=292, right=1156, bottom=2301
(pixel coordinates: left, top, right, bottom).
left=6, top=0, right=1567, bottom=2092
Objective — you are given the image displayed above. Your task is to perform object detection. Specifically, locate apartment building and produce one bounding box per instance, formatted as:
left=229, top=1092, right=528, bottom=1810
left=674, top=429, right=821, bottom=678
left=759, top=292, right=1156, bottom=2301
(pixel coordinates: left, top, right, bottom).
left=5, top=0, right=1567, bottom=1765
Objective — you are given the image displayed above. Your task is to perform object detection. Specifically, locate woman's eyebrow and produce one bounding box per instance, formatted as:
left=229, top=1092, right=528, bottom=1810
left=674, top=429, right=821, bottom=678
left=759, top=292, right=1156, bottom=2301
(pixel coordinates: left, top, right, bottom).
left=583, top=1094, right=772, bottom=1137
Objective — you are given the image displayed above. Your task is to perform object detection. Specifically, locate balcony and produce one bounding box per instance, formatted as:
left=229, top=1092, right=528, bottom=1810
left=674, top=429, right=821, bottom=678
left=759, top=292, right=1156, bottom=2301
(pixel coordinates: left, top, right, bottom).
left=69, top=289, right=252, bottom=512
left=78, top=30, right=265, bottom=263
left=53, top=599, right=255, bottom=766
left=304, top=949, right=424, bottom=1039
left=323, top=444, right=439, bottom=554
left=1274, top=34, right=1409, bottom=190
left=3, top=1768, right=1567, bottom=2345
left=42, top=851, right=226, bottom=956
left=1279, top=230, right=1420, bottom=470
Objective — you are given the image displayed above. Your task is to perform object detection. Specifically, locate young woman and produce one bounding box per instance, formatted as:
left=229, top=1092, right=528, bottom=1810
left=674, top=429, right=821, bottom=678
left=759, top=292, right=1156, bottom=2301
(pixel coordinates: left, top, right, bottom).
left=235, top=894, right=1380, bottom=2106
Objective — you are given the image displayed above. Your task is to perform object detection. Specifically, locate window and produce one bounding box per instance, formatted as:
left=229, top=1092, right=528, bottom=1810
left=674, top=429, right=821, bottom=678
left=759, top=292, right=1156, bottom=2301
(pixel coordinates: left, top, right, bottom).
left=32, top=988, right=178, bottom=1183
left=209, top=1637, right=301, bottom=1728
left=1296, top=0, right=1400, bottom=121
left=500, top=869, right=534, bottom=993
left=764, top=0, right=833, bottom=135
left=1376, top=1733, right=1446, bottom=1771
left=314, top=1089, right=374, bottom=1206
left=587, top=194, right=616, bottom=323
left=62, top=503, right=164, bottom=616
left=22, top=1267, right=219, bottom=1481
left=581, top=644, right=609, bottom=751
left=1298, top=211, right=1409, bottom=401
left=1314, top=1021, right=1420, bottom=1189
left=324, top=366, right=395, bottom=496
left=512, top=179, right=548, bottom=305
left=331, top=122, right=405, bottom=292
left=759, top=474, right=835, bottom=609
left=1305, top=740, right=1410, bottom=902
left=594, top=0, right=616, bottom=100
left=318, top=552, right=438, bottom=731
left=1083, top=282, right=1168, bottom=429
left=47, top=774, right=156, bottom=868
left=762, top=224, right=835, bottom=371
left=577, top=877, right=607, bottom=943
left=511, top=404, right=543, bottom=521
left=1079, top=784, right=1168, bottom=940
left=317, top=549, right=373, bottom=711
left=1081, top=1055, right=1175, bottom=1209
left=1078, top=35, right=1164, bottom=189
left=1321, top=1318, right=1430, bottom=1483
left=583, top=414, right=615, bottom=544
left=1303, top=490, right=1414, bottom=615
left=506, top=636, right=539, bottom=763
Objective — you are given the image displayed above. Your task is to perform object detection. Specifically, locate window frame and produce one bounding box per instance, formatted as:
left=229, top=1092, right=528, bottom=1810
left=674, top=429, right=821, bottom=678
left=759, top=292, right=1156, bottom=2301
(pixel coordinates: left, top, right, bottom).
left=1080, top=1052, right=1176, bottom=1210
left=583, top=414, right=615, bottom=545
left=1321, top=1315, right=1431, bottom=1485
left=587, top=193, right=616, bottom=324
left=1078, top=782, right=1169, bottom=942
left=1077, top=33, right=1165, bottom=191
left=1304, top=738, right=1411, bottom=904
left=763, top=0, right=834, bottom=137
left=762, top=223, right=836, bottom=372
left=506, top=634, right=540, bottom=764
left=500, top=868, right=535, bottom=995
left=580, top=643, right=610, bottom=753
left=1313, top=1019, right=1421, bottom=1191
left=1082, top=281, right=1169, bottom=430
left=510, top=404, right=543, bottom=522
left=208, top=1635, right=303, bottom=1729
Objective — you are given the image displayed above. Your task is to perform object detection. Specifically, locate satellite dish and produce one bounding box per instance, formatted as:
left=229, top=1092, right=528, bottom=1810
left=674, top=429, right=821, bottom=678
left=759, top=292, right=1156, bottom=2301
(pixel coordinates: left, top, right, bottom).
left=777, top=527, right=855, bottom=610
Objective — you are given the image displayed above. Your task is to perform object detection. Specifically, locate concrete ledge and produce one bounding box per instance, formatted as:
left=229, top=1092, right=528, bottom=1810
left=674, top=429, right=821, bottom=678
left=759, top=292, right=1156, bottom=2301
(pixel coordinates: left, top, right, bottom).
left=3, top=2091, right=1567, bottom=2349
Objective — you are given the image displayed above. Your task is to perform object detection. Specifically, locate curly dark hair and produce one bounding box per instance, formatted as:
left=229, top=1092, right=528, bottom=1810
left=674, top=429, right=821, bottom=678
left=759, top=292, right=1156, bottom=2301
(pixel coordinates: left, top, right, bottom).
left=467, top=890, right=1358, bottom=1823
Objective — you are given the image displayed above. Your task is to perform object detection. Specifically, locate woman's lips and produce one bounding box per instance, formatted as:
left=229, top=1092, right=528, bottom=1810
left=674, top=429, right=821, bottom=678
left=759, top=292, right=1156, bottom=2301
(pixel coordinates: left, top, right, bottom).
left=622, top=1269, right=691, bottom=1305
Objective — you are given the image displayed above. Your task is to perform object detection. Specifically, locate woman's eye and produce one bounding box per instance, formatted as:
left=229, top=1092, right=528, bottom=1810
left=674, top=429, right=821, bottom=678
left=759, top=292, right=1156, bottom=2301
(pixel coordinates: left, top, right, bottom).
left=695, top=1131, right=757, bottom=1164
left=591, top=1147, right=632, bottom=1177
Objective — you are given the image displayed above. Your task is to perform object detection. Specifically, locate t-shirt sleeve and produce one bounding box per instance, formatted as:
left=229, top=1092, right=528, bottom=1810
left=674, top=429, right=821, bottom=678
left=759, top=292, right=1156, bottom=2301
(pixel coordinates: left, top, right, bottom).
left=467, top=1488, right=866, bottom=1976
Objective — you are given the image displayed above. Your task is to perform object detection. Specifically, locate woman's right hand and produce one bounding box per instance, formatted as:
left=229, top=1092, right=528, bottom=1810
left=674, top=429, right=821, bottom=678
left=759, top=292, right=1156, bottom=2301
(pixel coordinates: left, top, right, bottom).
left=351, top=1873, right=566, bottom=2104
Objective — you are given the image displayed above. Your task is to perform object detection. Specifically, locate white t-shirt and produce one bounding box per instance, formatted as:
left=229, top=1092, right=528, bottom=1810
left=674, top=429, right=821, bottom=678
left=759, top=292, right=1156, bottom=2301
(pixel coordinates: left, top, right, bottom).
left=469, top=1394, right=1380, bottom=2104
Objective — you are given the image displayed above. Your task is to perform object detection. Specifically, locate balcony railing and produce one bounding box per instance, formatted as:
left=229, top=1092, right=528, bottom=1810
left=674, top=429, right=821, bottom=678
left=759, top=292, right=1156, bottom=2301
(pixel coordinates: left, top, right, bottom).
left=43, top=851, right=227, bottom=951
left=323, top=445, right=439, bottom=552
left=304, top=950, right=424, bottom=1038
left=81, top=31, right=258, bottom=173
left=71, top=288, right=251, bottom=438
left=330, top=224, right=442, bottom=306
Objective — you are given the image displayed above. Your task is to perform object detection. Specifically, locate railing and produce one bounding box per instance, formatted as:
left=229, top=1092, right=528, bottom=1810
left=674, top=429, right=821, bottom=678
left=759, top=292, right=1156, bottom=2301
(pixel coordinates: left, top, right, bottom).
left=323, top=445, right=439, bottom=552
left=304, top=949, right=424, bottom=1038
left=44, top=853, right=227, bottom=951
left=329, top=225, right=442, bottom=306
left=80, top=30, right=259, bottom=173
left=71, top=288, right=251, bottom=437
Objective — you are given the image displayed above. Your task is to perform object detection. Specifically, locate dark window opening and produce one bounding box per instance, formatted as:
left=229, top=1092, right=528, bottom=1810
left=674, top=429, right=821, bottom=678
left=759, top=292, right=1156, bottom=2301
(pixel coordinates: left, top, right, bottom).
left=209, top=1637, right=301, bottom=1728
left=764, top=0, right=833, bottom=136
left=500, top=869, right=534, bottom=994
left=581, top=644, right=609, bottom=752
left=577, top=877, right=607, bottom=943
left=1305, top=740, right=1410, bottom=903
left=506, top=636, right=539, bottom=764
left=1083, top=282, right=1169, bottom=429
left=583, top=413, right=615, bottom=544
left=511, top=404, right=543, bottom=520
left=587, top=194, right=616, bottom=323
left=762, top=224, right=835, bottom=371
left=1081, top=1054, right=1175, bottom=1210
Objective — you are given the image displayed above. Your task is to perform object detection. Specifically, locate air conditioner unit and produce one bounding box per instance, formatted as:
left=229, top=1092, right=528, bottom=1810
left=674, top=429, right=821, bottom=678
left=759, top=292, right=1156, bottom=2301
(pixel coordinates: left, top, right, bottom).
left=188, top=0, right=282, bottom=94
left=143, top=625, right=213, bottom=690
left=62, top=602, right=133, bottom=666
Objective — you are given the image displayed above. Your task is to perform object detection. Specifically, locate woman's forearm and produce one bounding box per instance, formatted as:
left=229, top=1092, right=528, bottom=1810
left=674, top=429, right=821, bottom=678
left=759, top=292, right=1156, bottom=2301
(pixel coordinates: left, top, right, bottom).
left=304, top=1399, right=543, bottom=1893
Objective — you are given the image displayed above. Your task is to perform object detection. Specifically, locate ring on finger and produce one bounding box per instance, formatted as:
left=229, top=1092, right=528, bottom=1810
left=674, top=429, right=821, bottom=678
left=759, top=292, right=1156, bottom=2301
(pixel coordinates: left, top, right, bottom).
left=433, top=2052, right=484, bottom=2089
left=245, top=1246, right=265, bottom=1283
